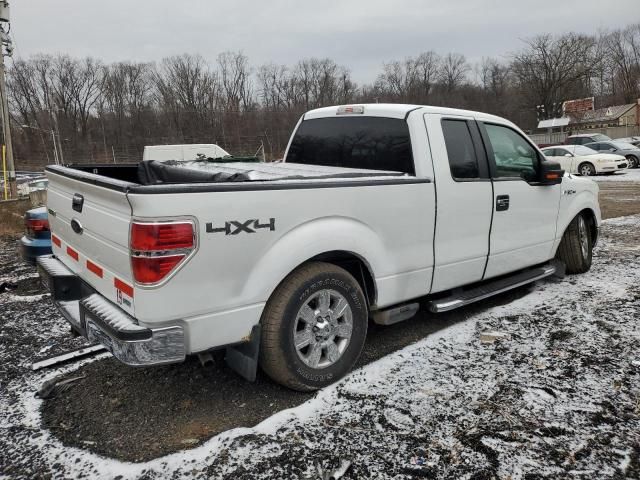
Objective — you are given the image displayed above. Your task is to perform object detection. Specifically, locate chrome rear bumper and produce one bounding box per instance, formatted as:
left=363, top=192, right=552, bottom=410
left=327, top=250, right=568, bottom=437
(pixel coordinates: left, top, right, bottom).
left=37, top=255, right=185, bottom=366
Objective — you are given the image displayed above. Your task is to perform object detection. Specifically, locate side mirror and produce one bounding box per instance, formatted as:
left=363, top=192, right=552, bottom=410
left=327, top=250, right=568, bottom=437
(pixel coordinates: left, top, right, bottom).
left=564, top=153, right=572, bottom=157
left=609, top=148, right=617, bottom=152
left=537, top=160, right=564, bottom=185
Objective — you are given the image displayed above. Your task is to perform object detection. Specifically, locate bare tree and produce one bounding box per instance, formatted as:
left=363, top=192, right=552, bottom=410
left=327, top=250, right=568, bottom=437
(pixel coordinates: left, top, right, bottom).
left=606, top=24, right=640, bottom=103
left=154, top=54, right=219, bottom=140
left=511, top=33, right=599, bottom=118
left=217, top=51, right=253, bottom=111
left=440, top=53, right=470, bottom=93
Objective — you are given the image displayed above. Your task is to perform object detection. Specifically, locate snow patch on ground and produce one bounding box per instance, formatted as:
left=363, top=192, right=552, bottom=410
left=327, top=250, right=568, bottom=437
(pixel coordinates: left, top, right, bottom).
left=592, top=168, right=640, bottom=182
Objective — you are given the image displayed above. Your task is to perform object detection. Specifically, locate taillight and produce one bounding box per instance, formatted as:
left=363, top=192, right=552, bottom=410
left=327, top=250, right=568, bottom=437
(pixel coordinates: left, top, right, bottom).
left=131, top=222, right=194, bottom=251
left=130, top=220, right=196, bottom=285
left=25, top=218, right=50, bottom=236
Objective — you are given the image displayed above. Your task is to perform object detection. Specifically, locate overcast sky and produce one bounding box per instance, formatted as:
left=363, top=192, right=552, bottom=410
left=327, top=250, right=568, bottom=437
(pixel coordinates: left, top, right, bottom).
left=10, top=0, right=640, bottom=83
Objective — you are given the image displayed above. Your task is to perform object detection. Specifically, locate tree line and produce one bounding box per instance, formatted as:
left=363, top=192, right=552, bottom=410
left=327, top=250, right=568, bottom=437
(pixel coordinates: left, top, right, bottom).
left=6, top=23, right=640, bottom=169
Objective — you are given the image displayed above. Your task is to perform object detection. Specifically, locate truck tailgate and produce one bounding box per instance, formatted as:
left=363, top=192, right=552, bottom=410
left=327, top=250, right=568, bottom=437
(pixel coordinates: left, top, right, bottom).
left=46, top=170, right=135, bottom=315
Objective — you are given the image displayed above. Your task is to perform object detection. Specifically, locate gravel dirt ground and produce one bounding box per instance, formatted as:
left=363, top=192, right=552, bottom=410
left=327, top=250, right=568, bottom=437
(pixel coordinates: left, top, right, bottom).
left=0, top=177, right=639, bottom=479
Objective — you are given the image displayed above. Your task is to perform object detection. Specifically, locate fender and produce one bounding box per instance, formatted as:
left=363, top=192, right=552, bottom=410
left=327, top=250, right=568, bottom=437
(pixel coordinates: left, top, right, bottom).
left=239, top=215, right=389, bottom=306
left=553, top=176, right=601, bottom=254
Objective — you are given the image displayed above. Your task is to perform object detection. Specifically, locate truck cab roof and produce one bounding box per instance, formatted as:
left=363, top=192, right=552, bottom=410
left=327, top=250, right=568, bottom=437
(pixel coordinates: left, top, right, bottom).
left=304, top=103, right=511, bottom=126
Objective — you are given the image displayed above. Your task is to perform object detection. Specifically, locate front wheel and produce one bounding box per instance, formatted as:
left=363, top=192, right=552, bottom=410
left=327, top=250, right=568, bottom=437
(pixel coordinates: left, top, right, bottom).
left=626, top=155, right=638, bottom=169
left=259, top=262, right=368, bottom=391
left=556, top=214, right=592, bottom=274
left=578, top=162, right=596, bottom=176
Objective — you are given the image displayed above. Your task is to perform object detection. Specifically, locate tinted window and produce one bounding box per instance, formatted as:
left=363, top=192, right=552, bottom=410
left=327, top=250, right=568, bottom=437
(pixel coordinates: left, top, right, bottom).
left=441, top=119, right=479, bottom=179
left=542, top=148, right=556, bottom=156
left=285, top=117, right=414, bottom=174
left=485, top=124, right=539, bottom=180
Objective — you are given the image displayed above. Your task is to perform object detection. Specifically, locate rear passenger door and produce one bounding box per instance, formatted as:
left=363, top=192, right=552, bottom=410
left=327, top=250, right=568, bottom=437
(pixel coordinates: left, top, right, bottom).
left=479, top=122, right=561, bottom=279
left=425, top=114, right=493, bottom=293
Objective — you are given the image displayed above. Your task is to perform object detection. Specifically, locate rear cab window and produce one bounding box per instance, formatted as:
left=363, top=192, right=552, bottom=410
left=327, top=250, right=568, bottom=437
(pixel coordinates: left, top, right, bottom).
left=285, top=117, right=415, bottom=175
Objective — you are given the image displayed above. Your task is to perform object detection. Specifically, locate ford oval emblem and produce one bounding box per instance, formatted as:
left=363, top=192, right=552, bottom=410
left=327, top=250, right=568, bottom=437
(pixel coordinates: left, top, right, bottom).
left=70, top=219, right=83, bottom=235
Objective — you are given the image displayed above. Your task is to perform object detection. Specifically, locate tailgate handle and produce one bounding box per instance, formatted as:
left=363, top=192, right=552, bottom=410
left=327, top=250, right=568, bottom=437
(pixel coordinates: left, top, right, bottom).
left=72, top=194, right=84, bottom=213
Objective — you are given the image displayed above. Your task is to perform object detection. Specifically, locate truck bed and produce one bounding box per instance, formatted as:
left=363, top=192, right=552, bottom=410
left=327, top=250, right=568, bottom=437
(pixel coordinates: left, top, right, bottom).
left=47, top=161, right=414, bottom=194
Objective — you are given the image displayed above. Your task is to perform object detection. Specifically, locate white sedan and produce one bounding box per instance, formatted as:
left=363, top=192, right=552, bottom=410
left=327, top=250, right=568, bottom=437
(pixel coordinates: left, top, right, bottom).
left=541, top=145, right=628, bottom=176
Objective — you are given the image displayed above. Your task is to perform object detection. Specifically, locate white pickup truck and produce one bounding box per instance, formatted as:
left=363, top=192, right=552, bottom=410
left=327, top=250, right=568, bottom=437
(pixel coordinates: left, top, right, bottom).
left=37, top=104, right=601, bottom=391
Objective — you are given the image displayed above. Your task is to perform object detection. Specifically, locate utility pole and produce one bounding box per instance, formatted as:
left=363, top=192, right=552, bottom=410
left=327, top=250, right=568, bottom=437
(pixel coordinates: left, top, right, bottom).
left=0, top=1, right=15, bottom=198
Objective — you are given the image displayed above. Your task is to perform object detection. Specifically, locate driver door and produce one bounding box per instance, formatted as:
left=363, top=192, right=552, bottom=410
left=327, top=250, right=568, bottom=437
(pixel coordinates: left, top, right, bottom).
left=479, top=122, right=562, bottom=279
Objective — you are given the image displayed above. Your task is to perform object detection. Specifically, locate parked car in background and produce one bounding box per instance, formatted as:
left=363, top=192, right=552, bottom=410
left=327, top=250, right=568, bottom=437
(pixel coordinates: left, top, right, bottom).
left=614, top=136, right=640, bottom=147
left=585, top=140, right=640, bottom=168
left=541, top=145, right=627, bottom=176
left=565, top=133, right=612, bottom=145
left=20, top=206, right=51, bottom=264
left=143, top=144, right=231, bottom=162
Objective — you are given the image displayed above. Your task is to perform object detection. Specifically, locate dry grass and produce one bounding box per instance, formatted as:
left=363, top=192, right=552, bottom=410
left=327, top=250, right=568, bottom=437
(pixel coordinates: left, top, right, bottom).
left=0, top=199, right=30, bottom=237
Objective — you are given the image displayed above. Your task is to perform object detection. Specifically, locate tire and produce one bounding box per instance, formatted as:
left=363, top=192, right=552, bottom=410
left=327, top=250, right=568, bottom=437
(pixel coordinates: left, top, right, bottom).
left=578, top=162, right=596, bottom=176
left=626, top=155, right=638, bottom=169
left=259, top=261, right=368, bottom=391
left=556, top=214, right=592, bottom=274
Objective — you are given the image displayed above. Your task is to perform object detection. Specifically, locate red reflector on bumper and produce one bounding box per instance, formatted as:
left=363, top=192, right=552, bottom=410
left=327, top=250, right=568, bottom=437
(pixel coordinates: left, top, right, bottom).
left=66, top=246, right=79, bottom=261
left=114, top=278, right=134, bottom=297
left=51, top=234, right=61, bottom=247
left=86, top=260, right=103, bottom=278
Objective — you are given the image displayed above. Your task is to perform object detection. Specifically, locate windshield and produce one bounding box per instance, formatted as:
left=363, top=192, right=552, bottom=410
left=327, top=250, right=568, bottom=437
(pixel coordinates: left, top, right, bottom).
left=592, top=134, right=611, bottom=142
left=613, top=141, right=638, bottom=150
left=569, top=145, right=598, bottom=156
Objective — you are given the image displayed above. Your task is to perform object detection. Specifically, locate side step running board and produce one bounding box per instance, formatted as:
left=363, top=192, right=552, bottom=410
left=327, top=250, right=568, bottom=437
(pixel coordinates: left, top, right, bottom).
left=427, top=262, right=560, bottom=313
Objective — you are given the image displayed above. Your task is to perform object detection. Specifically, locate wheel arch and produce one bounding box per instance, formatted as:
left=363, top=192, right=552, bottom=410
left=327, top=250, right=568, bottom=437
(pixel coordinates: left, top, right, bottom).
left=557, top=206, right=599, bottom=252
left=307, top=250, right=377, bottom=306
left=580, top=207, right=599, bottom=247
left=577, top=161, right=595, bottom=175
left=242, top=216, right=385, bottom=313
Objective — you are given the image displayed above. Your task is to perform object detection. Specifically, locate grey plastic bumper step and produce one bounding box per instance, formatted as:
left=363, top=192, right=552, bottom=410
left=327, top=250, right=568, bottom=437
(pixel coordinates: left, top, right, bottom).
left=427, top=262, right=558, bottom=313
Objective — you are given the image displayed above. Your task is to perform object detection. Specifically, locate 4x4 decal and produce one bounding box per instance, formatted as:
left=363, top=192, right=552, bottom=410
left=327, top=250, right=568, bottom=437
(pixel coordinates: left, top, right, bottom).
left=206, top=218, right=275, bottom=235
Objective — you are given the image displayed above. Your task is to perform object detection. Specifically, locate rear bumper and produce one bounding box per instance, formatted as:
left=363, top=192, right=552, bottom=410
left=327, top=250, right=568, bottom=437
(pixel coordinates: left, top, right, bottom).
left=37, top=255, right=185, bottom=366
left=20, top=236, right=52, bottom=264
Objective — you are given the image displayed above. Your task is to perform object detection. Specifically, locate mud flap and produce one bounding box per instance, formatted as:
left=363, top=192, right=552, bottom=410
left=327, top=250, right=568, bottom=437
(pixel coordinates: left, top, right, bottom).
left=225, top=324, right=261, bottom=382
left=550, top=258, right=566, bottom=281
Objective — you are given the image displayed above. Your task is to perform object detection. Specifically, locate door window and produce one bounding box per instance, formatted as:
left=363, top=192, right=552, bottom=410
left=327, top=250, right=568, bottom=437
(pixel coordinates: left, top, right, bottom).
left=441, top=119, right=480, bottom=179
left=484, top=124, right=539, bottom=180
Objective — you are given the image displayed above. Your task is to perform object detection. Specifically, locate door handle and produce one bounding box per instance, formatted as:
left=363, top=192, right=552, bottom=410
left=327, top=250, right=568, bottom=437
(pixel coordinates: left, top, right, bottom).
left=496, top=195, right=510, bottom=211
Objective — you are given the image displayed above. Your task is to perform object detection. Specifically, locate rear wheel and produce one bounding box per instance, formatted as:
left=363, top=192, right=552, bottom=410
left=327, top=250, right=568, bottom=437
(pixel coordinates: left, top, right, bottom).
left=259, top=262, right=368, bottom=391
left=626, top=155, right=638, bottom=169
left=556, top=213, right=592, bottom=274
left=578, top=162, right=596, bottom=176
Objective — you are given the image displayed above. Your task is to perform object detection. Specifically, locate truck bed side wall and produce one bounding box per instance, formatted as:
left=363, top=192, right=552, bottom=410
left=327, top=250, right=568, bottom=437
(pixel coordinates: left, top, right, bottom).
left=127, top=182, right=435, bottom=352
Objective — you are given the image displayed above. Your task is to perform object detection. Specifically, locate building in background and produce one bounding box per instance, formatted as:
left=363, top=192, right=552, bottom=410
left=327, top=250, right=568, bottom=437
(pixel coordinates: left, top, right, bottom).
left=530, top=99, right=640, bottom=145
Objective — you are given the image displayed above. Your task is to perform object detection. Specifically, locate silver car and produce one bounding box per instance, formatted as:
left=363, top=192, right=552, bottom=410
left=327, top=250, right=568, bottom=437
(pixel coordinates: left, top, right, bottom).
left=585, top=141, right=640, bottom=169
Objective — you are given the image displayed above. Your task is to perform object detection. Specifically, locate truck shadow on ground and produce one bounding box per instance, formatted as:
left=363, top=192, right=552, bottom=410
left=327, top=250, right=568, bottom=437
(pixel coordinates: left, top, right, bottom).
left=41, top=286, right=533, bottom=463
